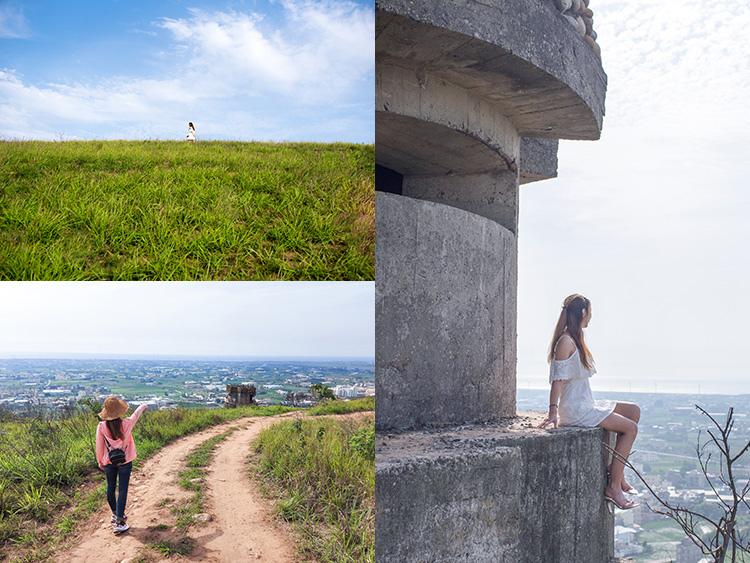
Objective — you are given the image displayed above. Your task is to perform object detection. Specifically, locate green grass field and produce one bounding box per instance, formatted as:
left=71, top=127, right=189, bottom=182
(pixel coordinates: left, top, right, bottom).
left=0, top=140, right=374, bottom=280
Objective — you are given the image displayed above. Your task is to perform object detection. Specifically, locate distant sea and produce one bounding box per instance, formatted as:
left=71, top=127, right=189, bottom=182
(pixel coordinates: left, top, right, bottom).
left=517, top=387, right=750, bottom=413
left=0, top=353, right=375, bottom=362
left=517, top=373, right=750, bottom=396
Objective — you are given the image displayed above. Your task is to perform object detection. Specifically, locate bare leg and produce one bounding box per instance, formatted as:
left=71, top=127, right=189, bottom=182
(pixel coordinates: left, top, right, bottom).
left=598, top=409, right=638, bottom=506
left=610, top=402, right=640, bottom=492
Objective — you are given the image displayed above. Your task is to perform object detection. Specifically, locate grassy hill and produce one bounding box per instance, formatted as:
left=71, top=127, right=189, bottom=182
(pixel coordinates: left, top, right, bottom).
left=0, top=140, right=374, bottom=280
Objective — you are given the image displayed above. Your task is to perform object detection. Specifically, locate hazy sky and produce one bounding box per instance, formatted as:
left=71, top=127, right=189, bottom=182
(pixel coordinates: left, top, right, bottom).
left=0, top=282, right=374, bottom=358
left=517, top=0, right=750, bottom=394
left=0, top=0, right=374, bottom=142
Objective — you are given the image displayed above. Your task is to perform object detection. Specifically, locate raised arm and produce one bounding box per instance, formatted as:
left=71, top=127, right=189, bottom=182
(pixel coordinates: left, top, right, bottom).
left=127, top=403, right=148, bottom=425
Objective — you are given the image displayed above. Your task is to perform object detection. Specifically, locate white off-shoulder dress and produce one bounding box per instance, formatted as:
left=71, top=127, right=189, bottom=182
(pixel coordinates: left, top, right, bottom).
left=550, top=335, right=616, bottom=427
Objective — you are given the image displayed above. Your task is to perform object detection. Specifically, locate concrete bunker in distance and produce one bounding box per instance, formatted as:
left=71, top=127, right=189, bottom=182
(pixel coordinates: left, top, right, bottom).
left=224, top=384, right=257, bottom=408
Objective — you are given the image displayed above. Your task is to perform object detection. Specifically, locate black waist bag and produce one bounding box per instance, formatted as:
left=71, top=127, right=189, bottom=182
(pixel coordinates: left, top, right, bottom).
left=106, top=440, right=127, bottom=467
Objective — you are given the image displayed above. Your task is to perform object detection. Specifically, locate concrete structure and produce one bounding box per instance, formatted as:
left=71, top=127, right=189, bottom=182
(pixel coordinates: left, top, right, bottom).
left=377, top=414, right=614, bottom=563
left=375, top=0, right=610, bottom=560
left=224, top=384, right=256, bottom=408
left=376, top=0, right=607, bottom=431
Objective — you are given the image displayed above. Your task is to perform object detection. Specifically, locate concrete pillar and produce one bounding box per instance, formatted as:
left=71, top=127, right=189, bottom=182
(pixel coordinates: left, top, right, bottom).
left=376, top=193, right=517, bottom=429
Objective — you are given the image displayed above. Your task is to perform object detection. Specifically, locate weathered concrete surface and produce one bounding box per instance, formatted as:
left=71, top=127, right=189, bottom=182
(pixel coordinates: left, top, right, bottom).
left=402, top=169, right=518, bottom=232
left=376, top=411, right=615, bottom=563
left=376, top=0, right=607, bottom=140
left=376, top=63, right=520, bottom=176
left=376, top=193, right=517, bottom=431
left=520, top=137, right=559, bottom=184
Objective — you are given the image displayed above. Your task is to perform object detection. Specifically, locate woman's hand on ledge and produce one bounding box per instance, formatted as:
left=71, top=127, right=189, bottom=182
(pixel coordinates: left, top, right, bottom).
left=537, top=411, right=558, bottom=429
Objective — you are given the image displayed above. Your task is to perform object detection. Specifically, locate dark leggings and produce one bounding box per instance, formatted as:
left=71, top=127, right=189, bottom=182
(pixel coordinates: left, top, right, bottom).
left=104, top=461, right=132, bottom=521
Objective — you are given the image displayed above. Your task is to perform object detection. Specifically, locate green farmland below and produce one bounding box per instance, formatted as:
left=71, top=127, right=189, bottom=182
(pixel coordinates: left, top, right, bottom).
left=0, top=140, right=374, bottom=280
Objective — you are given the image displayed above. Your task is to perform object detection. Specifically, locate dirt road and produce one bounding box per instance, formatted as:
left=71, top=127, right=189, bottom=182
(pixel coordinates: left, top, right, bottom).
left=58, top=412, right=306, bottom=563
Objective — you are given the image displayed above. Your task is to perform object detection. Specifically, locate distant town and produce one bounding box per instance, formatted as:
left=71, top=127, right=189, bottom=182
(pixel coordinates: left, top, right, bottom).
left=519, top=389, right=750, bottom=563
left=0, top=357, right=375, bottom=411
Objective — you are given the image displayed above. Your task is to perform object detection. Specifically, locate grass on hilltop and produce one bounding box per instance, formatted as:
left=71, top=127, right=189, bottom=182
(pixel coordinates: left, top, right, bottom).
left=308, top=396, right=374, bottom=416
left=253, top=414, right=375, bottom=563
left=0, top=140, right=374, bottom=280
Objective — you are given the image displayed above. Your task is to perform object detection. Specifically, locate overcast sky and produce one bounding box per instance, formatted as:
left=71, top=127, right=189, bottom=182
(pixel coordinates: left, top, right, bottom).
left=0, top=282, right=374, bottom=359
left=517, top=0, right=750, bottom=394
left=0, top=0, right=373, bottom=142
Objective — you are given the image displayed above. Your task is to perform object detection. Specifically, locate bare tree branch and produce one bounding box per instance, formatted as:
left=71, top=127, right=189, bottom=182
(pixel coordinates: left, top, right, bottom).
left=731, top=439, right=750, bottom=464
left=604, top=405, right=750, bottom=563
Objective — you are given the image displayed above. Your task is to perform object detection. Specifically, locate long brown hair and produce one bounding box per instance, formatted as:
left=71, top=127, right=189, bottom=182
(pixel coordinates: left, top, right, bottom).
left=105, top=418, right=124, bottom=440
left=547, top=294, right=594, bottom=370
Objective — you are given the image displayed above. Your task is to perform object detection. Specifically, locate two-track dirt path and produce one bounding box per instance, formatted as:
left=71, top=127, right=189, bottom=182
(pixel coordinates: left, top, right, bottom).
left=58, top=412, right=309, bottom=563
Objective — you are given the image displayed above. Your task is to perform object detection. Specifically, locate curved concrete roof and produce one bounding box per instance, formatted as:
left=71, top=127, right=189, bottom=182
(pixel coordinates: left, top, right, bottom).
left=376, top=0, right=607, bottom=140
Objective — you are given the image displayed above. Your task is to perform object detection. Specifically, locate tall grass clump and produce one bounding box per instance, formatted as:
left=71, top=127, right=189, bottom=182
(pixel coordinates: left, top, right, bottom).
left=0, top=402, right=295, bottom=561
left=0, top=140, right=374, bottom=280
left=253, top=415, right=375, bottom=563
left=307, top=396, right=375, bottom=416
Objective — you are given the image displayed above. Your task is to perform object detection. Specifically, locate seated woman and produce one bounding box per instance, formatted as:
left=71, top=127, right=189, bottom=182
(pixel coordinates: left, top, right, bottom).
left=538, top=294, right=641, bottom=510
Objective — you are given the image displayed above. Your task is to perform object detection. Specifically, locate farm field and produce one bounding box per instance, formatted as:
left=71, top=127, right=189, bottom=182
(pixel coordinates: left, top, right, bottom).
left=0, top=140, right=374, bottom=280
left=0, top=357, right=375, bottom=409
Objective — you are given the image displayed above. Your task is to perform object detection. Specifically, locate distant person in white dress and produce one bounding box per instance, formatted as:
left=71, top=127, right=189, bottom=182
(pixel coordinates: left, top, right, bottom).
left=187, top=122, right=196, bottom=142
left=538, top=294, right=641, bottom=510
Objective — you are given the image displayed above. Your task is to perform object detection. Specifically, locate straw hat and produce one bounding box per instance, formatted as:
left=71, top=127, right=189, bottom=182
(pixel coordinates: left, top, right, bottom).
left=99, top=397, right=129, bottom=420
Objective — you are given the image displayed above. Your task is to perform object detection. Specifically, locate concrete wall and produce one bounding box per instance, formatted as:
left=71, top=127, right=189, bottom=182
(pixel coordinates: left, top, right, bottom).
left=376, top=193, right=517, bottom=430
left=376, top=62, right=520, bottom=177
left=376, top=416, right=615, bottom=563
left=402, top=170, right=518, bottom=231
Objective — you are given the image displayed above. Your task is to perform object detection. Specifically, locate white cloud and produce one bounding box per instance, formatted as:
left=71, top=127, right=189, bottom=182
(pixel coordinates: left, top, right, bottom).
left=0, top=1, right=374, bottom=141
left=157, top=1, right=373, bottom=103
left=597, top=0, right=750, bottom=132
left=0, top=2, right=29, bottom=39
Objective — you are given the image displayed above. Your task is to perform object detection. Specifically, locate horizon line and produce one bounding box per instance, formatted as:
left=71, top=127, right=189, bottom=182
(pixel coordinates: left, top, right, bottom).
left=0, top=353, right=375, bottom=362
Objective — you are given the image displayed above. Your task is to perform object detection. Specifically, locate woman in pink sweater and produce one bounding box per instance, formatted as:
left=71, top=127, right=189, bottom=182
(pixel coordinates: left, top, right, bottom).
left=96, top=397, right=148, bottom=533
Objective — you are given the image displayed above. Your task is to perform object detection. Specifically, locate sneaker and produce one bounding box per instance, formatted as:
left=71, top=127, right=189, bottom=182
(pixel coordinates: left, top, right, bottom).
left=113, top=521, right=130, bottom=533
left=111, top=513, right=127, bottom=523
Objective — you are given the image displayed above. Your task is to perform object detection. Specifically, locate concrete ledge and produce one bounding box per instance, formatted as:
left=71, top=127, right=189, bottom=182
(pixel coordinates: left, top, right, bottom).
left=376, top=411, right=614, bottom=563
left=376, top=0, right=607, bottom=140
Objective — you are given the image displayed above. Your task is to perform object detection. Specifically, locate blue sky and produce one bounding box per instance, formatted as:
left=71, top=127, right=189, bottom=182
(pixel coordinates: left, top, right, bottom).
left=0, top=282, right=375, bottom=358
left=0, top=0, right=374, bottom=142
left=517, top=0, right=750, bottom=394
